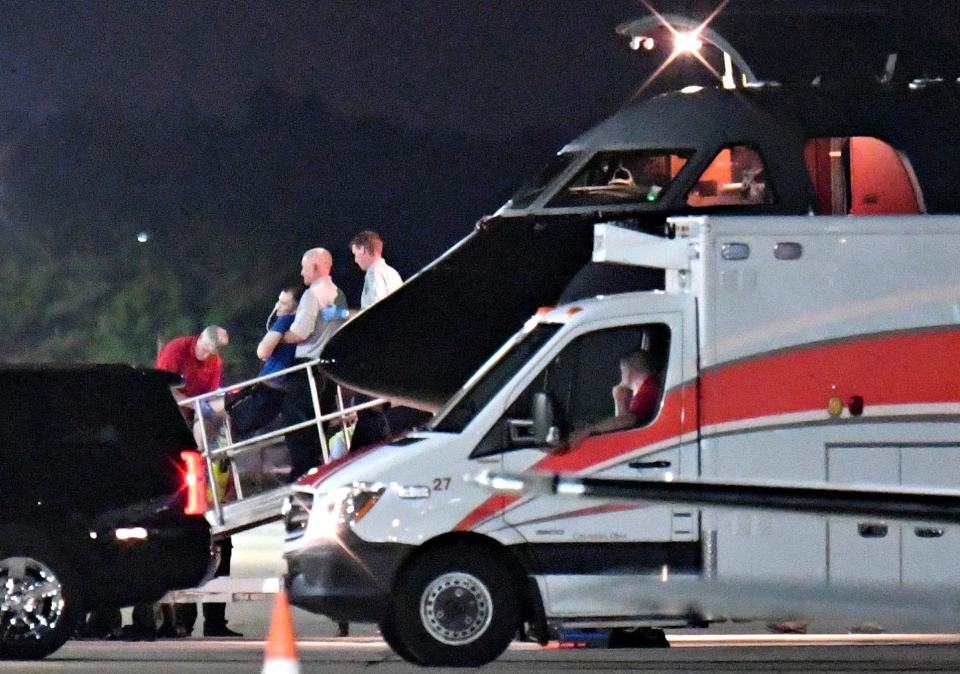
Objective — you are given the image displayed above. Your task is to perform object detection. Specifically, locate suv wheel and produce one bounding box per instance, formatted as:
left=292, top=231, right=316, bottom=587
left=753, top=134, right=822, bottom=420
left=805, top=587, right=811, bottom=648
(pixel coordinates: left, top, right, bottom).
left=0, top=528, right=82, bottom=660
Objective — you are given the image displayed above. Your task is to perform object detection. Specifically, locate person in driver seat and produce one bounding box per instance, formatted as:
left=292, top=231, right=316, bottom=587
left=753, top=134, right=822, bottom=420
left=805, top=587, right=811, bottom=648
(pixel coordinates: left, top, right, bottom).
left=565, top=350, right=661, bottom=449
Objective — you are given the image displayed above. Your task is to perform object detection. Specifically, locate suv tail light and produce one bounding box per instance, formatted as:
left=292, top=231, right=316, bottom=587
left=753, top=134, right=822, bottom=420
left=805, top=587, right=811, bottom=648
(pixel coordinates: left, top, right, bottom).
left=180, top=450, right=207, bottom=516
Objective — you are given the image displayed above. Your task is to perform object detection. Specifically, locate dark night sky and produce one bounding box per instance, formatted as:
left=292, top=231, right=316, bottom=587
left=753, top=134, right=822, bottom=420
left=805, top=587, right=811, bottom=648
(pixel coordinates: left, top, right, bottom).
left=0, top=1, right=956, bottom=369
left=0, top=2, right=644, bottom=138
left=3, top=1, right=955, bottom=133
left=0, top=2, right=647, bottom=298
left=0, top=1, right=651, bottom=367
left=2, top=1, right=956, bottom=258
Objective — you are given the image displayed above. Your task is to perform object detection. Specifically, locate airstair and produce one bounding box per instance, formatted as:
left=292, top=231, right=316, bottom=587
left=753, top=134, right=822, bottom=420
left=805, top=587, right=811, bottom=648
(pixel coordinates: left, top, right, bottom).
left=180, top=361, right=386, bottom=539
left=161, top=361, right=390, bottom=606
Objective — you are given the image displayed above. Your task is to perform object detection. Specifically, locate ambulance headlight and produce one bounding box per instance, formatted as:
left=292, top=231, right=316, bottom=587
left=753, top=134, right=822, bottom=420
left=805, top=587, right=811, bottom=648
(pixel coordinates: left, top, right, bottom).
left=308, top=483, right=385, bottom=539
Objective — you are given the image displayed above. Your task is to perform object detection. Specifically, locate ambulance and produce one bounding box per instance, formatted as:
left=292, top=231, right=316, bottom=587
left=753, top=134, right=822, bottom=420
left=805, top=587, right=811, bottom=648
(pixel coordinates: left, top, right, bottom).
left=282, top=212, right=960, bottom=665
left=281, top=15, right=960, bottom=663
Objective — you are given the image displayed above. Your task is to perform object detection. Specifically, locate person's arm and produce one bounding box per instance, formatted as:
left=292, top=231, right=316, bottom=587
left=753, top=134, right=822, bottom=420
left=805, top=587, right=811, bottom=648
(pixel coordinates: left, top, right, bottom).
left=586, top=378, right=661, bottom=436
left=563, top=384, right=638, bottom=451
left=283, top=329, right=306, bottom=344
left=587, top=412, right=637, bottom=435
left=285, top=291, right=319, bottom=344
left=257, top=331, right=284, bottom=360
left=370, top=267, right=391, bottom=305
left=258, top=316, right=293, bottom=360
left=156, top=339, right=189, bottom=407
left=562, top=412, right=636, bottom=453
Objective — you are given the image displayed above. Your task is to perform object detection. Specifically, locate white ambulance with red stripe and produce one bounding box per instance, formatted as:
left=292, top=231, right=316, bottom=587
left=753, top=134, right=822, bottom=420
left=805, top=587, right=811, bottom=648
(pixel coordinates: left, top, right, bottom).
left=283, top=209, right=960, bottom=665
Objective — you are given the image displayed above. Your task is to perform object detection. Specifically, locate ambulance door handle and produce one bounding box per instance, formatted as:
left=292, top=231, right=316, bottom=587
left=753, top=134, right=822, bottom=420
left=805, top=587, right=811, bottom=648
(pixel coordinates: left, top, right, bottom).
left=629, top=460, right=671, bottom=470
left=914, top=527, right=945, bottom=539
left=857, top=523, right=888, bottom=538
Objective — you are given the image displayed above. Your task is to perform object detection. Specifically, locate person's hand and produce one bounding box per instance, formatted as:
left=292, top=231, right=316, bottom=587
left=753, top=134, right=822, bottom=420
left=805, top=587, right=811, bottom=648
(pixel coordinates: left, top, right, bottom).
left=199, top=399, right=216, bottom=419
left=331, top=411, right=358, bottom=428
left=562, top=427, right=592, bottom=452
left=612, top=383, right=632, bottom=407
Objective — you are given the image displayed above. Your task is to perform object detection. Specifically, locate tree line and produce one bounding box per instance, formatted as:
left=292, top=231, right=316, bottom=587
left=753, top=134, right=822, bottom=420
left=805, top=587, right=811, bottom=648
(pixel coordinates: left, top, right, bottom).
left=0, top=84, right=563, bottom=381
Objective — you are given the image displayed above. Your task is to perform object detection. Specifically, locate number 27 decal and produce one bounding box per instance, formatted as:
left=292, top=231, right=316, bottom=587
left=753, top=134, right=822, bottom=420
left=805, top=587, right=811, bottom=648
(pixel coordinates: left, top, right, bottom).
left=432, top=477, right=451, bottom=491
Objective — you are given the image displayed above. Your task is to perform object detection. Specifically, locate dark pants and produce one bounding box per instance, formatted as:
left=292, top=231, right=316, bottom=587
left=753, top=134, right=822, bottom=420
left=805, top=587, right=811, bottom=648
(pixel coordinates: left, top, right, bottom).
left=282, top=359, right=332, bottom=481
left=229, top=384, right=285, bottom=437
left=205, top=537, right=232, bottom=628
left=165, top=538, right=233, bottom=633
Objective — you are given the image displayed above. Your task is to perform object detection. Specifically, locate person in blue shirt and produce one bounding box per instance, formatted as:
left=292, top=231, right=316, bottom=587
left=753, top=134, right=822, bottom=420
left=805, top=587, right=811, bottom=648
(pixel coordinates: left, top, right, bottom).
left=229, top=286, right=302, bottom=437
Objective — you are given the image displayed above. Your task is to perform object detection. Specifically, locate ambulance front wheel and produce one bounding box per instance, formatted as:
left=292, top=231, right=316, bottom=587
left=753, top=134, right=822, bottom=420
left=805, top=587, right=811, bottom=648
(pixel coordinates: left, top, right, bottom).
left=378, top=611, right=420, bottom=665
left=389, top=543, right=522, bottom=667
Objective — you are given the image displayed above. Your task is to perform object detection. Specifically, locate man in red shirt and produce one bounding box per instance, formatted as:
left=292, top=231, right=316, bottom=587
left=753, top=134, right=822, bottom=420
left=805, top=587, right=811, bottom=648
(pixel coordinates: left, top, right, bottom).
left=612, top=351, right=660, bottom=424
left=156, top=326, right=229, bottom=402
left=156, top=325, right=231, bottom=450
left=566, top=350, right=661, bottom=449
left=154, top=325, right=240, bottom=638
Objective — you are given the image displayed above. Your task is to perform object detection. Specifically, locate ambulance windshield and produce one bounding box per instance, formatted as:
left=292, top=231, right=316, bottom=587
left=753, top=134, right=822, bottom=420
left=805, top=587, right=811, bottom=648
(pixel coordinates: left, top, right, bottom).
left=431, top=323, right=561, bottom=433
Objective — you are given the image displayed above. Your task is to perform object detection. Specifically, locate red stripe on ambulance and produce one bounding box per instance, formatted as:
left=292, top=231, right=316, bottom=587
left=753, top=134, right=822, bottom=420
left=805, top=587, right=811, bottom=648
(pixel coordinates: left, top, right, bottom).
left=455, top=494, right=522, bottom=531
left=455, top=326, right=960, bottom=530
left=700, top=327, right=960, bottom=427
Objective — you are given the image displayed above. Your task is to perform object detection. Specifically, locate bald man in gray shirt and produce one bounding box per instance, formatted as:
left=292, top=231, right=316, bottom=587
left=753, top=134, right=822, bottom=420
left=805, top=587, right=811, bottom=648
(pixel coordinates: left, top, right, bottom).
left=282, top=247, right=348, bottom=479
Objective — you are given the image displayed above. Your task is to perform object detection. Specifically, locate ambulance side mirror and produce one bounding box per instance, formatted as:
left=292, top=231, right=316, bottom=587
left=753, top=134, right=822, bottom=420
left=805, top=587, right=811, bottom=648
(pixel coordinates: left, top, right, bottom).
left=531, top=392, right=563, bottom=449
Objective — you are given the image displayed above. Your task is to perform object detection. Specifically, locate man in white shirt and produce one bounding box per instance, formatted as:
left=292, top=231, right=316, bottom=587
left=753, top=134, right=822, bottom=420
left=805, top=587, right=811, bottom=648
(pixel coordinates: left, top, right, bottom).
left=350, top=230, right=403, bottom=309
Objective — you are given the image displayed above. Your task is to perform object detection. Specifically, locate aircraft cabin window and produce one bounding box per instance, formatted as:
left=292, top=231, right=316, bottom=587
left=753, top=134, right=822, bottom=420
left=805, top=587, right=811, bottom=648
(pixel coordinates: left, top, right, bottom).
left=686, top=144, right=773, bottom=208
left=803, top=136, right=924, bottom=215
left=547, top=150, right=689, bottom=208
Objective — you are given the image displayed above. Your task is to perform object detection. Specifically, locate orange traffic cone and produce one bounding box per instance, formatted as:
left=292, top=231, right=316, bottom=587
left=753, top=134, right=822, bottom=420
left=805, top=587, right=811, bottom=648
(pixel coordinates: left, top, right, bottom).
left=261, top=590, right=300, bottom=674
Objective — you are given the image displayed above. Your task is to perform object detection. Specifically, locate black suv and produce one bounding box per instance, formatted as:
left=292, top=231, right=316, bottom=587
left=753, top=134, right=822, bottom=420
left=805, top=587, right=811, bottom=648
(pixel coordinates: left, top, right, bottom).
left=0, top=365, right=213, bottom=659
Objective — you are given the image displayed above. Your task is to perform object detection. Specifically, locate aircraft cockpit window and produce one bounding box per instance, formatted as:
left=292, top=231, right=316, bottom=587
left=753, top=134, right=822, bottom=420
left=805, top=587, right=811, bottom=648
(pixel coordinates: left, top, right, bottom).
left=508, top=152, right=582, bottom=210
left=687, top=145, right=773, bottom=208
left=804, top=137, right=924, bottom=215
left=547, top=150, right=689, bottom=208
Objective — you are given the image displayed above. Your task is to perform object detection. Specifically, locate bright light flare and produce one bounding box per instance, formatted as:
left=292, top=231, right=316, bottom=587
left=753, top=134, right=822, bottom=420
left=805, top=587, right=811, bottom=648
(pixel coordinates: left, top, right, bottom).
left=312, top=497, right=342, bottom=540
left=299, top=488, right=379, bottom=581
left=628, top=0, right=733, bottom=101
left=673, top=32, right=703, bottom=54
